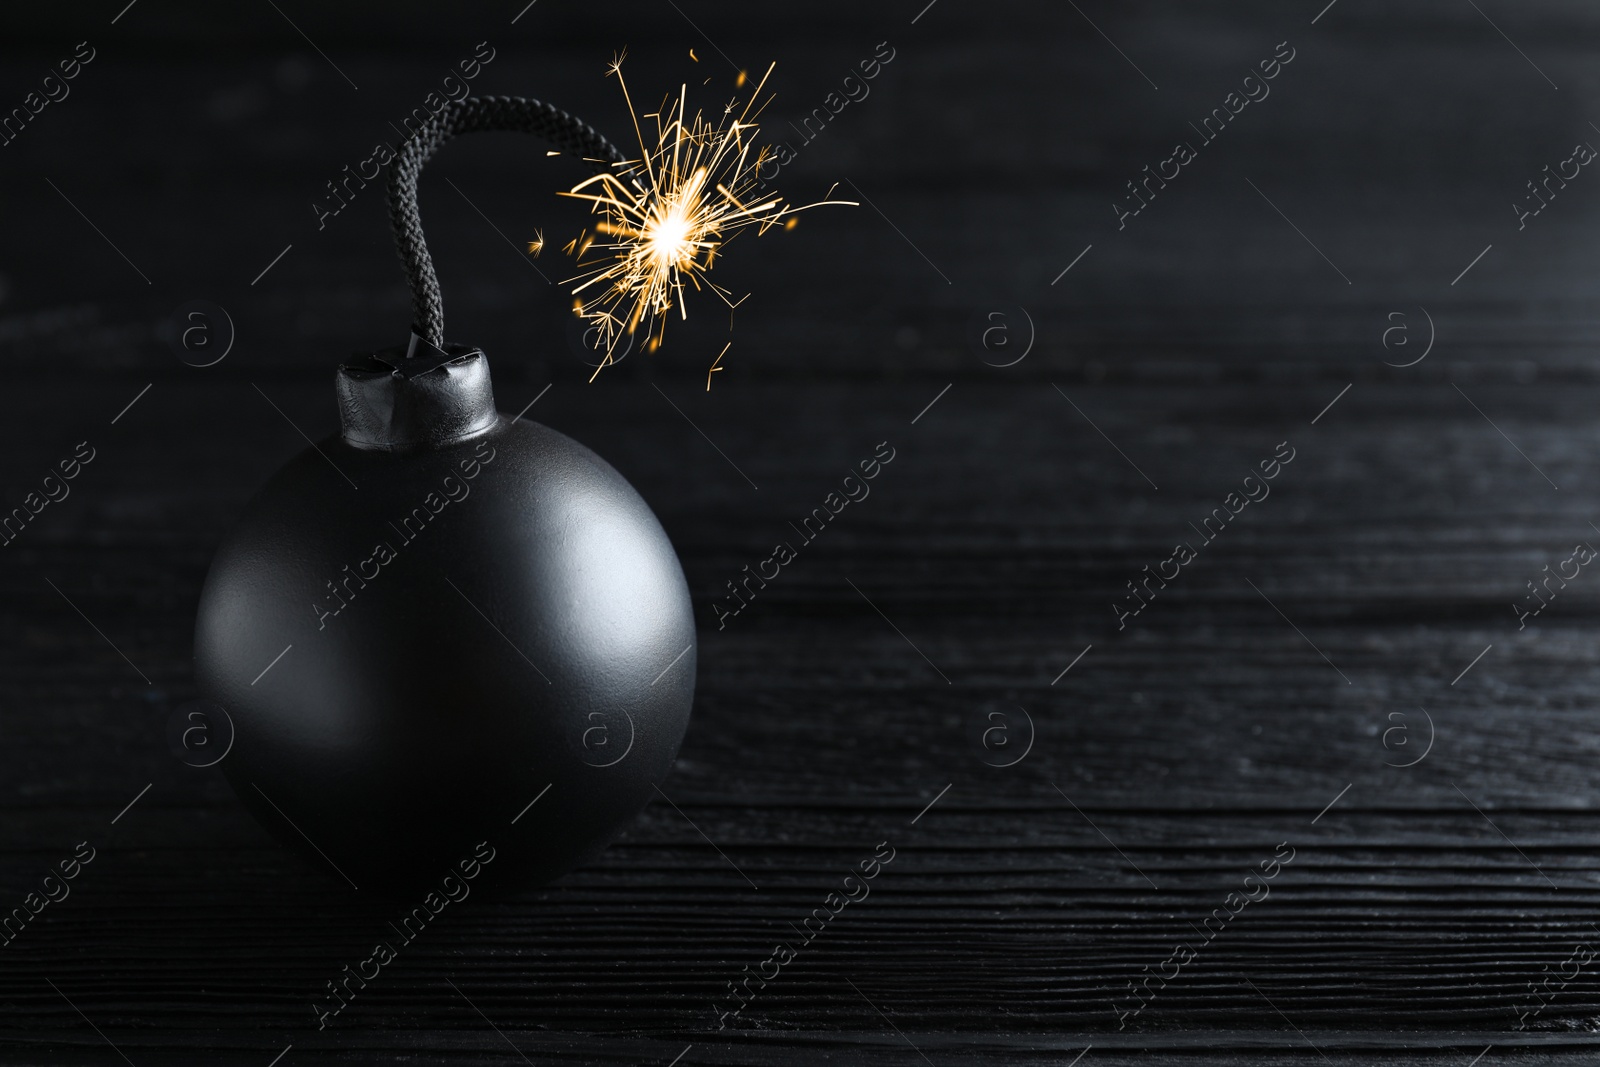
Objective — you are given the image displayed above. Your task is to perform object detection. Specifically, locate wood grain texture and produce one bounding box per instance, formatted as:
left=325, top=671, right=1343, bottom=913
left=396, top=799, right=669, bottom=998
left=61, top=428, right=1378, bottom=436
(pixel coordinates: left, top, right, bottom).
left=4, top=0, right=1600, bottom=1062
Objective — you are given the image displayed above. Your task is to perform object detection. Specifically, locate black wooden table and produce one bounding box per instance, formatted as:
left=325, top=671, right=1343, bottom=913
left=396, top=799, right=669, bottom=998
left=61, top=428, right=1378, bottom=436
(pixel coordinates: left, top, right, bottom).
left=4, top=1, right=1600, bottom=1062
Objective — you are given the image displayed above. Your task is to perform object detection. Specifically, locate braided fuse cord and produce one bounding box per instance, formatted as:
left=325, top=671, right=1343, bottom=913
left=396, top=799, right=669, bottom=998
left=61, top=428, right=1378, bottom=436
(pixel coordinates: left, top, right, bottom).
left=387, top=95, right=627, bottom=350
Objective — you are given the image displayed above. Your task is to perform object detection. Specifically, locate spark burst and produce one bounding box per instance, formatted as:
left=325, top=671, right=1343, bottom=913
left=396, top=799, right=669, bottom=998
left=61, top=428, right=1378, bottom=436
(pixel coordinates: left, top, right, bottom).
left=560, top=56, right=852, bottom=379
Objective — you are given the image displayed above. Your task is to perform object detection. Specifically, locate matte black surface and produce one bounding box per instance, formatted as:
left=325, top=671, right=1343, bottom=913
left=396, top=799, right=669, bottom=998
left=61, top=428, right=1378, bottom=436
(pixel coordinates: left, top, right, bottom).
left=5, top=1, right=1600, bottom=1063
left=195, top=403, right=697, bottom=896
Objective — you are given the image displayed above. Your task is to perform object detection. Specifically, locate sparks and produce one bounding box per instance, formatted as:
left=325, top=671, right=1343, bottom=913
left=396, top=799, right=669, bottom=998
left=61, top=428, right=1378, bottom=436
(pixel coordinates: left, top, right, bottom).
left=526, top=228, right=544, bottom=257
left=707, top=341, right=729, bottom=391
left=559, top=57, right=853, bottom=379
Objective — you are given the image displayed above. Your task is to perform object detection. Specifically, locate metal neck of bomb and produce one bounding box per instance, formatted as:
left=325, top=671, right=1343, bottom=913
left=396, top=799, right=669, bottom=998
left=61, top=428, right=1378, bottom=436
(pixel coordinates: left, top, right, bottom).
left=336, top=335, right=499, bottom=452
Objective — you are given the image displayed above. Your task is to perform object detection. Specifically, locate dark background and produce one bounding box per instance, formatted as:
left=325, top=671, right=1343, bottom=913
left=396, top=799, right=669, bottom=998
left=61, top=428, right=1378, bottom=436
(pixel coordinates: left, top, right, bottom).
left=4, top=0, right=1600, bottom=1063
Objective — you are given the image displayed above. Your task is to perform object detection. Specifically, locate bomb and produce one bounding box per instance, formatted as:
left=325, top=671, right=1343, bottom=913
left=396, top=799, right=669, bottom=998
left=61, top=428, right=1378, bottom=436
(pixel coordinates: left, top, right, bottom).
left=195, top=340, right=695, bottom=894
left=189, top=75, right=839, bottom=892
